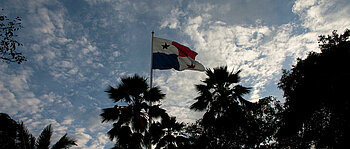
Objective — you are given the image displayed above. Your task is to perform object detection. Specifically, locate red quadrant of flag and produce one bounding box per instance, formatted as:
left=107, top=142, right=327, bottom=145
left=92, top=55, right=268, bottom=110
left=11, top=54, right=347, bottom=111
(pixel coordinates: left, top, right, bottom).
left=172, top=41, right=197, bottom=59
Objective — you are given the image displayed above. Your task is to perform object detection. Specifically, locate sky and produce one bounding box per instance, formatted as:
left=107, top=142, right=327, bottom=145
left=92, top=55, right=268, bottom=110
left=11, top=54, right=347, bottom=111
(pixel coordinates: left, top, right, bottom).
left=1, top=0, right=350, bottom=148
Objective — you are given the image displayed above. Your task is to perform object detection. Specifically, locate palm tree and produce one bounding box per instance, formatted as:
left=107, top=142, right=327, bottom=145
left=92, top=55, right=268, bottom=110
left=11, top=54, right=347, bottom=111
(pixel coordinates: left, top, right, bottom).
left=101, top=74, right=166, bottom=149
left=190, top=66, right=252, bottom=148
left=36, top=125, right=77, bottom=149
left=190, top=66, right=251, bottom=119
left=0, top=113, right=77, bottom=149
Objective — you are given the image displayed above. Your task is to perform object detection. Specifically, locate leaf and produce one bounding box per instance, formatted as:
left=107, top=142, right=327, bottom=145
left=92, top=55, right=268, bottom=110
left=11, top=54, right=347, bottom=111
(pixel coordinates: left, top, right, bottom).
left=17, top=122, right=36, bottom=149
left=51, top=134, right=77, bottom=149
left=101, top=105, right=120, bottom=123
left=36, top=124, right=52, bottom=149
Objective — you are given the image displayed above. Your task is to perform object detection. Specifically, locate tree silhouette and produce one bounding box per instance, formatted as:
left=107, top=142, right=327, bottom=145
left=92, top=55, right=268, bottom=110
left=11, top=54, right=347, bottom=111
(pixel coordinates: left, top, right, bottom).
left=17, top=122, right=35, bottom=149
left=0, top=9, right=26, bottom=64
left=179, top=120, right=218, bottom=149
left=0, top=113, right=20, bottom=149
left=278, top=29, right=350, bottom=148
left=189, top=66, right=283, bottom=148
left=151, top=115, right=185, bottom=149
left=190, top=66, right=253, bottom=148
left=0, top=113, right=77, bottom=149
left=101, top=74, right=167, bottom=149
left=190, top=66, right=251, bottom=114
left=249, top=96, right=283, bottom=148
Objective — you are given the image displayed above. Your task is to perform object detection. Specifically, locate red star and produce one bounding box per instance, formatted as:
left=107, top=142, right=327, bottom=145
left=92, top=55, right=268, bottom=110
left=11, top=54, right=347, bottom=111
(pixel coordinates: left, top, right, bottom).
left=187, top=64, right=195, bottom=69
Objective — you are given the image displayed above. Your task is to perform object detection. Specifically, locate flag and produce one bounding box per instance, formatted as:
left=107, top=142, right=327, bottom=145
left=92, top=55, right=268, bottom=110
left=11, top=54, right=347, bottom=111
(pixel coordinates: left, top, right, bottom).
left=152, top=37, right=205, bottom=71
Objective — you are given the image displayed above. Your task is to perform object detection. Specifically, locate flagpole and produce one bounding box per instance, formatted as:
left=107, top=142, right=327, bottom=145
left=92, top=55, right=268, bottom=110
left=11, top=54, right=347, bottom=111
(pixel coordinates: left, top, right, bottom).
left=150, top=31, right=154, bottom=88
left=148, top=31, right=154, bottom=149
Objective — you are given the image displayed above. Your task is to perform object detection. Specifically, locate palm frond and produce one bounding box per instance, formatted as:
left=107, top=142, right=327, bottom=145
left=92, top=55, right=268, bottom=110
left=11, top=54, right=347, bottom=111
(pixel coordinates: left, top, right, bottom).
left=116, top=126, right=132, bottom=148
left=233, top=85, right=251, bottom=96
left=115, top=105, right=133, bottom=126
left=105, top=75, right=148, bottom=104
left=101, top=105, right=120, bottom=123
left=107, top=123, right=119, bottom=141
left=227, top=69, right=241, bottom=85
left=144, top=86, right=165, bottom=102
left=190, top=96, right=210, bottom=111
left=36, top=124, right=52, bottom=149
left=209, top=66, right=230, bottom=86
left=17, top=122, right=36, bottom=149
left=120, top=75, right=148, bottom=102
left=51, top=134, right=77, bottom=149
left=195, top=84, right=212, bottom=95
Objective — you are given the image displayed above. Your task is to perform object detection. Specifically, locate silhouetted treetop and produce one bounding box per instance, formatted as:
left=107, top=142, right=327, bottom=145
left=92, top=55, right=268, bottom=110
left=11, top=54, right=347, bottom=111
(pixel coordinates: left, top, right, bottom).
left=278, top=29, right=350, bottom=148
left=190, top=66, right=251, bottom=112
left=189, top=66, right=282, bottom=148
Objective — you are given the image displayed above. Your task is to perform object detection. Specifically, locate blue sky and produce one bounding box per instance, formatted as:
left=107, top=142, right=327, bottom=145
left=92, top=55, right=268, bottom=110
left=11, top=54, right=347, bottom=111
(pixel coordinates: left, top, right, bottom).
left=1, top=0, right=350, bottom=148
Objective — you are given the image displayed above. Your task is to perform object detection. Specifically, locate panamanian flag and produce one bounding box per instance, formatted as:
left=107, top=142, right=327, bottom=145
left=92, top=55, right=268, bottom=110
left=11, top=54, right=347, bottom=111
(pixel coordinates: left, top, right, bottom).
left=152, top=37, right=205, bottom=71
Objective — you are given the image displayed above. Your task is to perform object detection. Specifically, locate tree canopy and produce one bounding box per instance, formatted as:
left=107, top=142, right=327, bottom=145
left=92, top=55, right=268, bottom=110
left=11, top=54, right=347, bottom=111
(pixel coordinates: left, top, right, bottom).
left=189, top=66, right=282, bottom=149
left=0, top=10, right=26, bottom=64
left=277, top=29, right=350, bottom=148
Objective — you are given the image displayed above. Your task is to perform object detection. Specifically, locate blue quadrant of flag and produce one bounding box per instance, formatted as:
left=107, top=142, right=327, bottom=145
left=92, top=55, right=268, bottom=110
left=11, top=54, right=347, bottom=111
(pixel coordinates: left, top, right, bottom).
left=152, top=53, right=180, bottom=70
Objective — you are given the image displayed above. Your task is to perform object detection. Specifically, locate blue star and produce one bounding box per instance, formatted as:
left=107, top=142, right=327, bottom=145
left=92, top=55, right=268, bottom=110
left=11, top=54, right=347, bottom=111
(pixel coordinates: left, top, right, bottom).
left=162, top=42, right=170, bottom=49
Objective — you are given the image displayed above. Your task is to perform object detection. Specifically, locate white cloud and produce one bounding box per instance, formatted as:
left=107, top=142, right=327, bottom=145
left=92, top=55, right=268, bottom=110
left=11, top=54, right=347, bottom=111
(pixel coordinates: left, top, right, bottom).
left=10, top=0, right=104, bottom=89
left=77, top=132, right=110, bottom=149
left=73, top=128, right=92, bottom=148
left=183, top=22, right=293, bottom=101
left=293, top=0, right=350, bottom=32
left=0, top=65, right=42, bottom=115
left=40, top=92, right=73, bottom=108
left=62, top=117, right=74, bottom=125
left=160, top=8, right=186, bottom=29
left=292, top=0, right=318, bottom=12
left=112, top=51, right=120, bottom=57
left=154, top=71, right=206, bottom=123
left=68, top=67, right=79, bottom=75
left=71, top=124, right=112, bottom=149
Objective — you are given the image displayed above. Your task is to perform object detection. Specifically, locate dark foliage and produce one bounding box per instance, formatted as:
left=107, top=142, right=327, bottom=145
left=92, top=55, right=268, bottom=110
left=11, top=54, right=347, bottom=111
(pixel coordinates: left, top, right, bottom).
left=0, top=9, right=26, bottom=64
left=152, top=115, right=185, bottom=149
left=0, top=113, right=19, bottom=149
left=51, top=134, right=77, bottom=149
left=101, top=74, right=168, bottom=149
left=36, top=125, right=52, bottom=149
left=16, top=122, right=36, bottom=149
left=278, top=29, right=350, bottom=148
left=0, top=113, right=77, bottom=149
left=190, top=66, right=283, bottom=148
